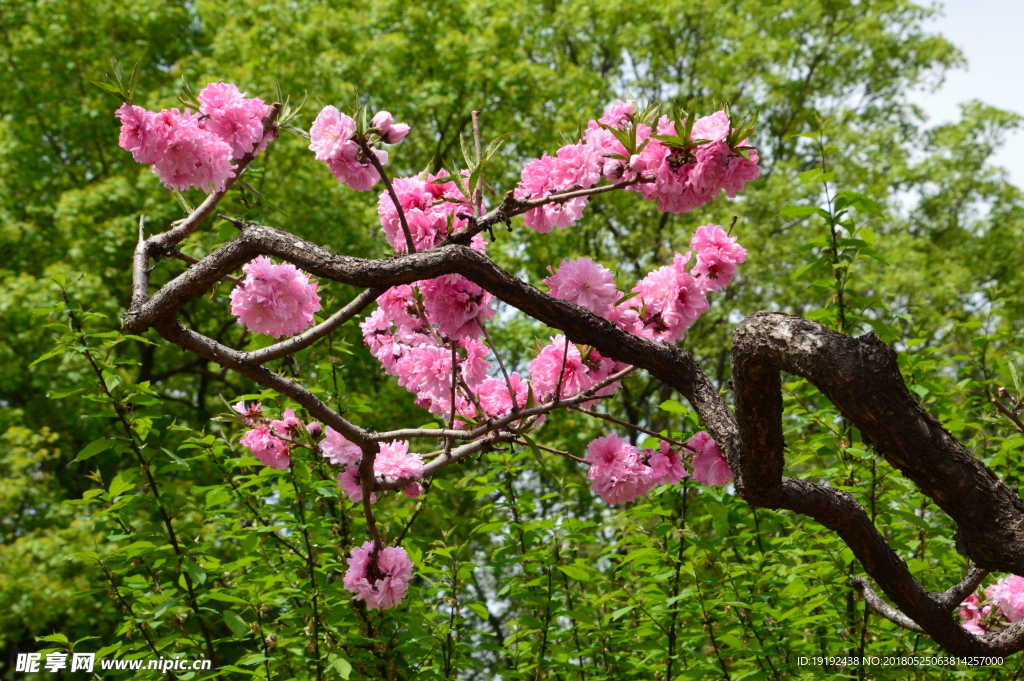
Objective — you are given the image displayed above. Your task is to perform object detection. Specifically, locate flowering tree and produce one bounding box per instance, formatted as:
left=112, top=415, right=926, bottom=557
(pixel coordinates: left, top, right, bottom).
left=108, top=77, right=1024, bottom=661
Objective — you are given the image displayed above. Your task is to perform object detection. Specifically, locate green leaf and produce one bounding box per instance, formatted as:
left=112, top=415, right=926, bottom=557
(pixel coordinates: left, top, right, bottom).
left=779, top=205, right=820, bottom=218
left=558, top=565, right=591, bottom=581
left=330, top=656, right=353, bottom=679
left=1008, top=358, right=1023, bottom=396
left=466, top=602, right=491, bottom=620
left=182, top=558, right=207, bottom=586
left=657, top=400, right=688, bottom=415
left=37, top=633, right=69, bottom=644
left=223, top=610, right=249, bottom=638
left=74, top=438, right=118, bottom=463
left=30, top=346, right=67, bottom=367
left=205, top=592, right=251, bottom=606
left=108, top=473, right=135, bottom=498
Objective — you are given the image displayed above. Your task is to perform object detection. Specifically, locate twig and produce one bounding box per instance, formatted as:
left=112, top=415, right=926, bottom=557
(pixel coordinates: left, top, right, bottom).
left=849, top=577, right=926, bottom=634
left=513, top=438, right=588, bottom=464
left=570, top=407, right=695, bottom=452
left=357, top=137, right=416, bottom=253
left=992, top=397, right=1024, bottom=435
left=480, top=320, right=518, bottom=414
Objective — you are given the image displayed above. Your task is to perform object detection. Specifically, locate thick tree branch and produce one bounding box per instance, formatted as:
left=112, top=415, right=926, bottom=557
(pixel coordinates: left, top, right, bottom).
left=123, top=221, right=1024, bottom=657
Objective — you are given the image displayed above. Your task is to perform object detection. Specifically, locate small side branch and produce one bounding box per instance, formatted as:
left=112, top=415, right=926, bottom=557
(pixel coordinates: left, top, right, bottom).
left=933, top=565, right=990, bottom=611
left=245, top=286, right=385, bottom=364
left=849, top=577, right=926, bottom=634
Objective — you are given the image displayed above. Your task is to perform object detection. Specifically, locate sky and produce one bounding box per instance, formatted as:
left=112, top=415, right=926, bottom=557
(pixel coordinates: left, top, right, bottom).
left=909, top=0, right=1024, bottom=185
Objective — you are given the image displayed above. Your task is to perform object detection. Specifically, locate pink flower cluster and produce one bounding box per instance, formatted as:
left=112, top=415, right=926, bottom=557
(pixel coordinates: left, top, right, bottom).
left=543, top=257, right=619, bottom=314
left=309, top=106, right=408, bottom=191
left=376, top=171, right=479, bottom=253
left=344, top=541, right=414, bottom=610
left=689, top=223, right=748, bottom=292
left=528, top=335, right=623, bottom=403
left=236, top=404, right=306, bottom=471
left=115, top=82, right=270, bottom=192
left=584, top=434, right=688, bottom=505
left=538, top=226, right=744, bottom=343
left=229, top=256, right=322, bottom=338
left=629, top=110, right=761, bottom=214
left=960, top=575, right=1024, bottom=635
left=687, top=431, right=733, bottom=486
left=583, top=430, right=730, bottom=505
left=327, top=435, right=424, bottom=503
left=512, top=100, right=760, bottom=232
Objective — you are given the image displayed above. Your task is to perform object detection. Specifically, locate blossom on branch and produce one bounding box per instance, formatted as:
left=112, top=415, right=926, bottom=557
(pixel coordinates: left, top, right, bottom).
left=585, top=433, right=657, bottom=504
left=240, top=426, right=290, bottom=471
left=343, top=541, right=414, bottom=610
left=114, top=82, right=271, bottom=192
left=321, top=426, right=361, bottom=466
left=543, top=257, right=619, bottom=315
left=370, top=110, right=410, bottom=145
left=988, top=575, right=1024, bottom=623
left=687, top=431, right=732, bottom=486
left=229, top=256, right=322, bottom=338
left=309, top=105, right=387, bottom=191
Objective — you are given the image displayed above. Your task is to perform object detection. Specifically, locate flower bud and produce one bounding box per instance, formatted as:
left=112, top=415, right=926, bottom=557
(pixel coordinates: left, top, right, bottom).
left=306, top=421, right=323, bottom=437
left=371, top=110, right=393, bottom=131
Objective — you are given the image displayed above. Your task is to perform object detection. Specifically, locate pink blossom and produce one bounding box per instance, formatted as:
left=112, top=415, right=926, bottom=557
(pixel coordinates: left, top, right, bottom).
left=337, top=467, right=376, bottom=503
left=322, top=426, right=361, bottom=466
left=326, top=148, right=385, bottom=192
left=308, top=106, right=356, bottom=162
left=147, top=109, right=235, bottom=193
left=688, top=432, right=732, bottom=486
left=395, top=343, right=454, bottom=404
left=514, top=154, right=591, bottom=232
left=371, top=110, right=411, bottom=144
left=115, top=104, right=161, bottom=165
left=618, top=255, right=709, bottom=342
left=550, top=143, right=601, bottom=190
left=647, top=441, right=688, bottom=485
left=420, top=275, right=495, bottom=340
left=377, top=172, right=468, bottom=252
left=598, top=99, right=634, bottom=128
left=344, top=541, right=415, bottom=610
left=689, top=223, right=747, bottom=291
left=240, top=426, right=290, bottom=470
left=306, top=422, right=323, bottom=437
left=960, top=593, right=993, bottom=635
left=584, top=433, right=656, bottom=504
left=198, top=82, right=269, bottom=159
left=309, top=105, right=385, bottom=191
left=691, top=111, right=730, bottom=143
left=475, top=373, right=529, bottom=418
left=987, top=576, right=1024, bottom=623
left=378, top=284, right=420, bottom=330
left=374, top=440, right=424, bottom=481
left=459, top=337, right=491, bottom=386
left=229, top=256, right=322, bottom=338
left=691, top=223, right=747, bottom=263
left=528, top=336, right=593, bottom=402
left=270, top=408, right=302, bottom=437
left=402, top=482, right=424, bottom=498
left=625, top=112, right=760, bottom=214
left=543, top=257, right=619, bottom=315
left=232, top=400, right=263, bottom=425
